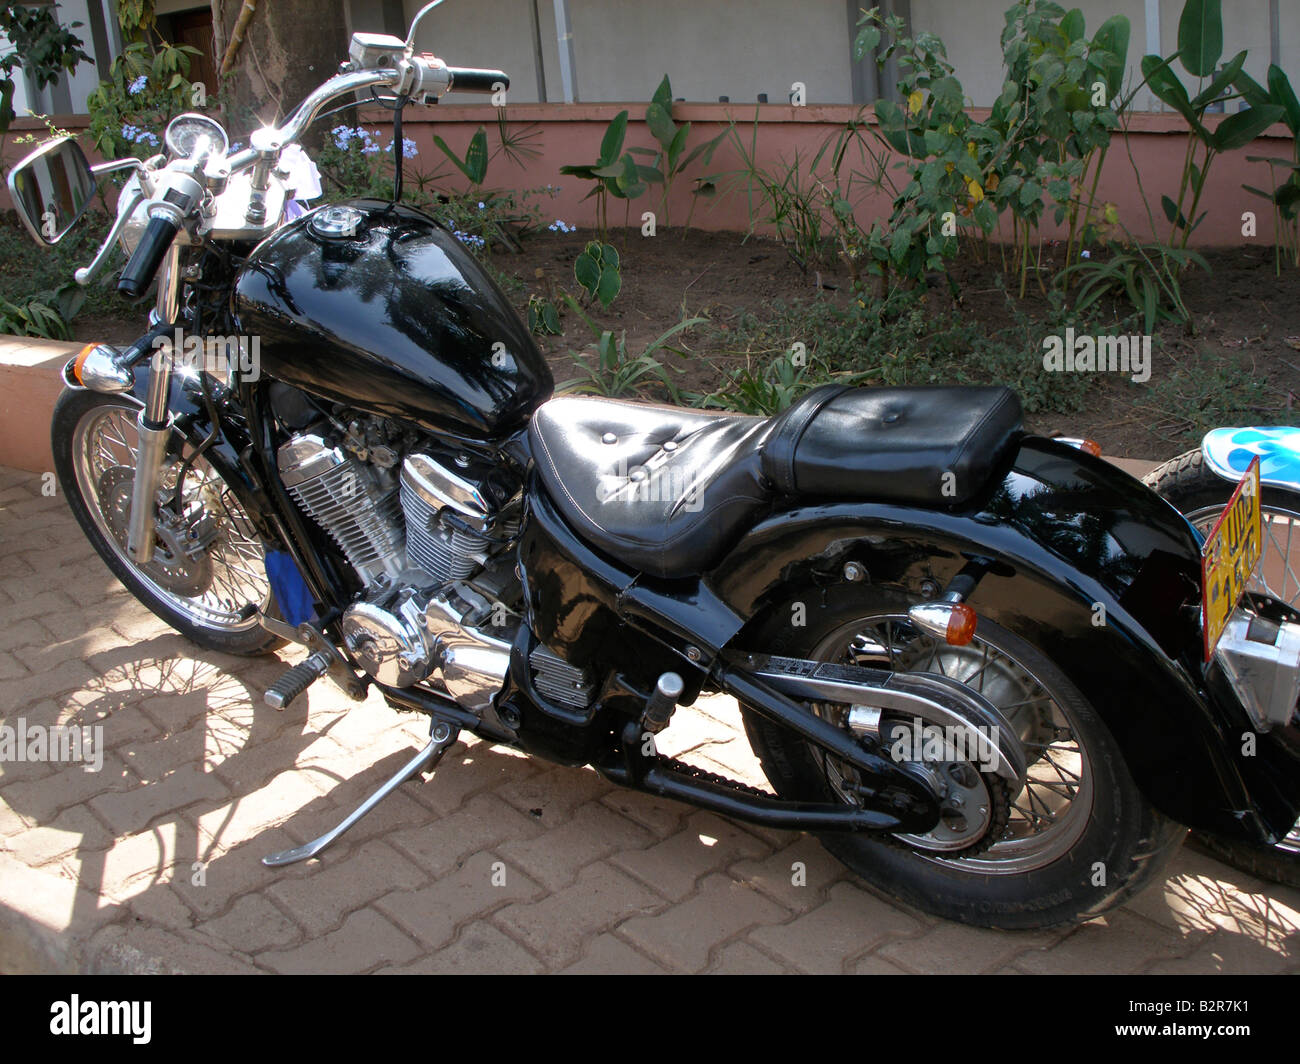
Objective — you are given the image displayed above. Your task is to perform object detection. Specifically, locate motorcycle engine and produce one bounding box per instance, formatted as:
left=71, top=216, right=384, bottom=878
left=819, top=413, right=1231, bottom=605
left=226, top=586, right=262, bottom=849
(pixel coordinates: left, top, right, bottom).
left=276, top=413, right=520, bottom=715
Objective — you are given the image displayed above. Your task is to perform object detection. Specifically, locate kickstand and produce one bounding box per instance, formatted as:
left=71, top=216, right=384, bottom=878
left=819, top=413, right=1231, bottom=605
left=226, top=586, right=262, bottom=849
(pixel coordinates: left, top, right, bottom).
left=262, top=718, right=459, bottom=867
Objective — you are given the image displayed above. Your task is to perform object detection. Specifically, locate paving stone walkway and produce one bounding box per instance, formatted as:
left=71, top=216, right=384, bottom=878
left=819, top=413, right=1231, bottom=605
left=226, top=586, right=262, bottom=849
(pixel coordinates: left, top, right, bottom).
left=1, top=464, right=1297, bottom=973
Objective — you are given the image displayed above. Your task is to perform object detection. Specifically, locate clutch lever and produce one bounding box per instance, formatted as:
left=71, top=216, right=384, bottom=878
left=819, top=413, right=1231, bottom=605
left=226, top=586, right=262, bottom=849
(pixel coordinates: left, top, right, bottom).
left=74, top=187, right=146, bottom=287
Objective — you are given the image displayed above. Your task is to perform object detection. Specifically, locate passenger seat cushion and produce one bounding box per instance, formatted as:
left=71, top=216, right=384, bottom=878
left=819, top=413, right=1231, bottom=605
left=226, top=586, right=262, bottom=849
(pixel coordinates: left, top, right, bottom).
left=762, top=385, right=1023, bottom=505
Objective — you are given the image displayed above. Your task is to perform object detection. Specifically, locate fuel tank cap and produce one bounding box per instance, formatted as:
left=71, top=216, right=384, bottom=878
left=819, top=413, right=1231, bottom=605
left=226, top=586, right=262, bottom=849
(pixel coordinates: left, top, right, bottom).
left=309, top=205, right=366, bottom=239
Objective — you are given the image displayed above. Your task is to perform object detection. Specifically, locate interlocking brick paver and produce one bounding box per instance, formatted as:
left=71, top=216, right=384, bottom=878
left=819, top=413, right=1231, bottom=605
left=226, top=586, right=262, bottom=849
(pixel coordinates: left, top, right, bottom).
left=749, top=881, right=923, bottom=973
left=387, top=791, right=543, bottom=878
left=495, top=860, right=664, bottom=968
left=559, top=932, right=668, bottom=974
left=267, top=838, right=428, bottom=936
left=376, top=850, right=544, bottom=950
left=497, top=799, right=653, bottom=890
left=618, top=873, right=787, bottom=972
left=609, top=810, right=771, bottom=901
left=729, top=835, right=850, bottom=912
left=708, top=940, right=792, bottom=974
left=377, top=921, right=545, bottom=974
left=2, top=465, right=1298, bottom=973
left=257, top=908, right=419, bottom=974
left=197, top=894, right=305, bottom=953
left=3, top=805, right=114, bottom=867
left=1014, top=910, right=1201, bottom=975
left=877, top=919, right=1063, bottom=975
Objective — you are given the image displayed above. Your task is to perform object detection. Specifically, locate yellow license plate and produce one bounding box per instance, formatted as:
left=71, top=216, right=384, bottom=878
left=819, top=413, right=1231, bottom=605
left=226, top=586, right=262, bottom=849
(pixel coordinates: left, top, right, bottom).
left=1201, top=456, right=1262, bottom=660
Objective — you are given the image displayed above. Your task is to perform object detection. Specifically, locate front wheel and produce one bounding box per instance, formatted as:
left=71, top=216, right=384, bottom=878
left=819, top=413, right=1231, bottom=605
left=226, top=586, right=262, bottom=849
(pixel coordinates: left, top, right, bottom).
left=739, top=585, right=1186, bottom=930
left=52, top=388, right=282, bottom=657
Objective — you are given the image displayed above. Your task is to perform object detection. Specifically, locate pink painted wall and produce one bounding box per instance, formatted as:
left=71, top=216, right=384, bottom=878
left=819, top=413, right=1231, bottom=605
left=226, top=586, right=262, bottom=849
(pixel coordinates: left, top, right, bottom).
left=382, top=103, right=1296, bottom=248
left=2, top=105, right=1294, bottom=247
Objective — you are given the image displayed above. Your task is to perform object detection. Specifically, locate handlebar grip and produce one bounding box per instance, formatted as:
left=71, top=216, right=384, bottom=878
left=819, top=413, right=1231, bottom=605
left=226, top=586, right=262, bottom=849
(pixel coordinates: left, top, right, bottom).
left=446, top=67, right=509, bottom=94
left=118, top=214, right=180, bottom=298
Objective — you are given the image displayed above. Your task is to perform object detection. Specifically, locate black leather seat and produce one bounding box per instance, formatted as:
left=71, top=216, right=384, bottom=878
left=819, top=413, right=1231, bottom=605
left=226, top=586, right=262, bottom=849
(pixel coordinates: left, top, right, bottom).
left=528, top=396, right=770, bottom=579
left=528, top=386, right=1022, bottom=579
left=761, top=384, right=1023, bottom=506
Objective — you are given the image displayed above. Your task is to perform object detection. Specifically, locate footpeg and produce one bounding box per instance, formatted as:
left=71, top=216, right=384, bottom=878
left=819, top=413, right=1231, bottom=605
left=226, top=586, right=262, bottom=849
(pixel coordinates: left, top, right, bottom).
left=643, top=672, right=684, bottom=733
left=265, top=650, right=331, bottom=709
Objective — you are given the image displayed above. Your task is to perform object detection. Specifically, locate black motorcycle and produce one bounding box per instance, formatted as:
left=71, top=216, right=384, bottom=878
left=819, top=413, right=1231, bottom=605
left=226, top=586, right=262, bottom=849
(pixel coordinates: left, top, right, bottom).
left=8, top=7, right=1298, bottom=931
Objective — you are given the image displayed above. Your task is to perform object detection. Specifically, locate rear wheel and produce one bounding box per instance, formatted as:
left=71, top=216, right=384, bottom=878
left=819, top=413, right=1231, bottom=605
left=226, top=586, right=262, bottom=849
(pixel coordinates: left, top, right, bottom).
left=52, top=388, right=281, bottom=657
left=1146, top=448, right=1300, bottom=888
left=740, top=585, right=1185, bottom=929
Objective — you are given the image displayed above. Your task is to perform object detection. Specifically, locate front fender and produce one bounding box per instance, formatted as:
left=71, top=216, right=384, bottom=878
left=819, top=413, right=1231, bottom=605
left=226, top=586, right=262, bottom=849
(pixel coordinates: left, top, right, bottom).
left=709, top=436, right=1300, bottom=842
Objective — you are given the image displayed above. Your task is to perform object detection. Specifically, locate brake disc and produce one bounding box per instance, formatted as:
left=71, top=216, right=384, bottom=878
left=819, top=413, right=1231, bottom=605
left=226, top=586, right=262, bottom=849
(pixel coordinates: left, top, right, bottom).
left=99, top=465, right=214, bottom=597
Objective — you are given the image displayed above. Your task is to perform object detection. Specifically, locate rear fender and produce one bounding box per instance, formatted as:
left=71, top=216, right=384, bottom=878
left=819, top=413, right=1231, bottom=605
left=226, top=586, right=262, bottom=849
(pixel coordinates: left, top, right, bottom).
left=709, top=436, right=1300, bottom=842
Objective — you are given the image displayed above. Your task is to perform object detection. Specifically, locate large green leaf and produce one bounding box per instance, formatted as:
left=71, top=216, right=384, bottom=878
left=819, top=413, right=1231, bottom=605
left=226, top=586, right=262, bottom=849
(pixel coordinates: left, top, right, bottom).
left=598, top=111, right=629, bottom=166
left=1267, top=64, right=1300, bottom=134
left=652, top=74, right=673, bottom=110
left=1061, top=9, right=1086, bottom=44
left=596, top=264, right=621, bottom=307
left=574, top=251, right=601, bottom=295
left=1141, top=54, right=1194, bottom=124
left=1191, top=50, right=1245, bottom=110
left=1210, top=104, right=1285, bottom=152
left=463, top=127, right=488, bottom=184
left=1177, top=0, right=1223, bottom=77
left=646, top=100, right=677, bottom=149
left=1092, top=15, right=1131, bottom=99
left=1233, top=69, right=1272, bottom=109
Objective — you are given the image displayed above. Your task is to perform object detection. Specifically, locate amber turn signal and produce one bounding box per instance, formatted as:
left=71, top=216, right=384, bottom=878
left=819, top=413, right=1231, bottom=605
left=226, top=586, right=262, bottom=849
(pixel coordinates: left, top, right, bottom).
left=71, top=342, right=97, bottom=387
left=944, top=602, right=978, bottom=645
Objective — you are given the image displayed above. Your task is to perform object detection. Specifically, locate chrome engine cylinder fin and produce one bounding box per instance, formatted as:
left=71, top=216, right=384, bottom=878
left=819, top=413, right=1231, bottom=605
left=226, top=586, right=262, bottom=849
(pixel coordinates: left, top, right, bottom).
left=400, top=453, right=491, bottom=584
left=279, top=433, right=406, bottom=585
left=529, top=644, right=596, bottom=709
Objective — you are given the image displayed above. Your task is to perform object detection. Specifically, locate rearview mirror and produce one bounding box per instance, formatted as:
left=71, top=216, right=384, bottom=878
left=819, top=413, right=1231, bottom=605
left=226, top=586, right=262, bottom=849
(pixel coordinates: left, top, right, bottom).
left=7, top=136, right=96, bottom=246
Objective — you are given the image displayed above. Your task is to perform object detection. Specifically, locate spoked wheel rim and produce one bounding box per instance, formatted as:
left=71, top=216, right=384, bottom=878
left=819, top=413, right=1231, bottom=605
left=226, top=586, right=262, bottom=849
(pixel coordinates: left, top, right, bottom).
left=1185, top=501, right=1300, bottom=607
left=810, top=612, right=1093, bottom=875
left=71, top=402, right=271, bottom=632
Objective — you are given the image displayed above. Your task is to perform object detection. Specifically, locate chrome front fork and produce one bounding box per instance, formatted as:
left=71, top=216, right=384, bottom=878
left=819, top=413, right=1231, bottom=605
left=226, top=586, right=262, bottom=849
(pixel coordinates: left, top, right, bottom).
left=126, top=245, right=182, bottom=565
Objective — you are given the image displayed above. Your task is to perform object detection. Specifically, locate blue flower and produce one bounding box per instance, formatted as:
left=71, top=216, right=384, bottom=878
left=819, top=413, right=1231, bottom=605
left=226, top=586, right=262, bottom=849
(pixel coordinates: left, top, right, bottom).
left=548, top=219, right=576, bottom=233
left=128, top=75, right=148, bottom=96
left=477, top=201, right=486, bottom=210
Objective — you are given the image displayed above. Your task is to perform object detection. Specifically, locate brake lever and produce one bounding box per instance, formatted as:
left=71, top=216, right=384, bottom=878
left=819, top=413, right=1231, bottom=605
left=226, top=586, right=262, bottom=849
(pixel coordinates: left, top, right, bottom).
left=74, top=188, right=145, bottom=287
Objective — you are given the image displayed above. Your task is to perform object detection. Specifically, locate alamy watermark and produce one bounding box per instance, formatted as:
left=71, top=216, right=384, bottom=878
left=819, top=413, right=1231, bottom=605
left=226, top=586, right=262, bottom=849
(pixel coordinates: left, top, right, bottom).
left=0, top=718, right=104, bottom=772
left=1042, top=327, right=1151, bottom=383
left=888, top=716, right=1002, bottom=775
left=596, top=457, right=702, bottom=512
left=152, top=327, right=261, bottom=382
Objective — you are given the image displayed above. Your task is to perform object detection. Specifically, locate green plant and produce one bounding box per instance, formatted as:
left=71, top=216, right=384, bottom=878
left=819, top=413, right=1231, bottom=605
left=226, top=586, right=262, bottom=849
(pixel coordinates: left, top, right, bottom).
left=856, top=10, right=985, bottom=289
left=1141, top=0, right=1284, bottom=248
left=433, top=126, right=489, bottom=185
left=559, top=111, right=654, bottom=238
left=559, top=295, right=703, bottom=399
left=1061, top=242, right=1207, bottom=333
left=628, top=75, right=726, bottom=230
left=85, top=27, right=203, bottom=159
left=994, top=3, right=1131, bottom=290
left=0, top=282, right=83, bottom=339
left=1239, top=65, right=1300, bottom=272
left=0, top=5, right=91, bottom=159
left=574, top=241, right=622, bottom=307
left=693, top=353, right=828, bottom=415
left=527, top=294, right=562, bottom=335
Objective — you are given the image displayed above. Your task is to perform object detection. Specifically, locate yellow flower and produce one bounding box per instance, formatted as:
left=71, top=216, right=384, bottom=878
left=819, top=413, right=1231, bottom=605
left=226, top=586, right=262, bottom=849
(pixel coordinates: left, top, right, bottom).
left=968, top=179, right=984, bottom=203
left=907, top=90, right=924, bottom=116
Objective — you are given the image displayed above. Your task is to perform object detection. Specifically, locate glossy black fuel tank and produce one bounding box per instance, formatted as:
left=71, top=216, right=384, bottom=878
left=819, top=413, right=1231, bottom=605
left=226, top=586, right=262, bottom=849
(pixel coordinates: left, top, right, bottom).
left=231, top=199, right=552, bottom=437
